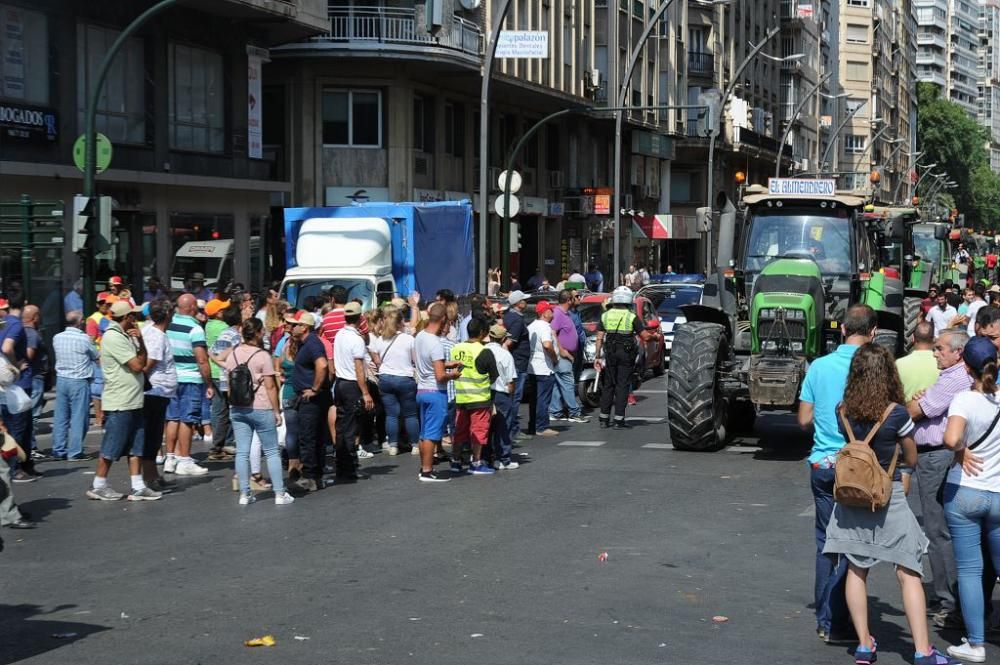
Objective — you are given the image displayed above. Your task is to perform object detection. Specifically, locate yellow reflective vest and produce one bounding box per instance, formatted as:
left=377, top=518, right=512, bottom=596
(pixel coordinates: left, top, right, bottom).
left=452, top=342, right=491, bottom=406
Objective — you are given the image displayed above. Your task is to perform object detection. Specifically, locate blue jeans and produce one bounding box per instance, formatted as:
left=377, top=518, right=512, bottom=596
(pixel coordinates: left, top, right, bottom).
left=510, top=372, right=528, bottom=437
left=230, top=407, right=285, bottom=495
left=30, top=375, right=45, bottom=450
left=379, top=374, right=419, bottom=446
left=944, top=483, right=1000, bottom=644
left=549, top=358, right=581, bottom=418
left=2, top=401, right=32, bottom=473
left=531, top=373, right=555, bottom=433
left=52, top=377, right=91, bottom=459
left=492, top=390, right=514, bottom=461
left=811, top=466, right=849, bottom=632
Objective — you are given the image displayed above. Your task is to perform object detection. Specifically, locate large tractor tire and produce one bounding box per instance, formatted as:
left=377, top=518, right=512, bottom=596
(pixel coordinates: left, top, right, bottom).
left=667, top=322, right=729, bottom=452
left=874, top=329, right=899, bottom=357
left=903, top=296, right=922, bottom=352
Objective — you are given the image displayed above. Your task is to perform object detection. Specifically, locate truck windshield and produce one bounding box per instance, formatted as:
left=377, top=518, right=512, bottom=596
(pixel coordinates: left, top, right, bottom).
left=744, top=208, right=852, bottom=276
left=172, top=256, right=224, bottom=287
left=283, top=279, right=375, bottom=309
left=912, top=230, right=943, bottom=267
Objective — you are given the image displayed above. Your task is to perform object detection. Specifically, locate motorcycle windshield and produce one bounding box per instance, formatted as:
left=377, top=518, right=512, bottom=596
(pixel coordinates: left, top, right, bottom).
left=744, top=207, right=853, bottom=279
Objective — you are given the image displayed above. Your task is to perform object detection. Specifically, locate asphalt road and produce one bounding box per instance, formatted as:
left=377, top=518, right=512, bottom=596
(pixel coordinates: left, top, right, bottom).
left=2, top=373, right=996, bottom=664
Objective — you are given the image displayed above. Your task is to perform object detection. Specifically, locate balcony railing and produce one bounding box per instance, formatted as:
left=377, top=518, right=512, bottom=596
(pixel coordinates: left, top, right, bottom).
left=312, top=7, right=483, bottom=57
left=688, top=51, right=715, bottom=76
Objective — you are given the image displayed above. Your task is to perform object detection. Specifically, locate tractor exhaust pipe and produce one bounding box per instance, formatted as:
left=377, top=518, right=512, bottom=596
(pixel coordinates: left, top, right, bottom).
left=715, top=192, right=737, bottom=270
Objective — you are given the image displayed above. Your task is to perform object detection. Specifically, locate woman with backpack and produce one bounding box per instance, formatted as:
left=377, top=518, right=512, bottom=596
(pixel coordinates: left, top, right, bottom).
left=223, top=318, right=293, bottom=506
left=943, top=335, right=1000, bottom=663
left=823, top=343, right=955, bottom=665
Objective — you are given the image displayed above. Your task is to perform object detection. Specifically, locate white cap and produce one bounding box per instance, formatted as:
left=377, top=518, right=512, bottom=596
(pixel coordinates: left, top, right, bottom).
left=508, top=290, right=527, bottom=306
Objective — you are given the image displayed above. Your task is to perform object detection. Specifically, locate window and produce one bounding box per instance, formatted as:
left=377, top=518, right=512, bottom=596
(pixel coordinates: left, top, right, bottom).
left=846, top=98, right=868, bottom=117
left=844, top=134, right=866, bottom=154
left=847, top=0, right=870, bottom=6
left=322, top=89, right=381, bottom=147
left=169, top=43, right=224, bottom=152
left=78, top=24, right=145, bottom=143
left=846, top=24, right=868, bottom=44
left=846, top=60, right=869, bottom=81
left=444, top=102, right=464, bottom=157
left=1, top=5, right=48, bottom=104
left=413, top=95, right=433, bottom=152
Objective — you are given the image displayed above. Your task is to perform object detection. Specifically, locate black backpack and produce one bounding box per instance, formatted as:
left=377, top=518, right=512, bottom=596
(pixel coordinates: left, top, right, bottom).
left=228, top=348, right=263, bottom=407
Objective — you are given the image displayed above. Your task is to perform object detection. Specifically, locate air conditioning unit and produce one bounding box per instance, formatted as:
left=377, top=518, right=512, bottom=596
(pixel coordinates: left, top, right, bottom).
left=585, top=68, right=602, bottom=90
left=549, top=170, right=565, bottom=188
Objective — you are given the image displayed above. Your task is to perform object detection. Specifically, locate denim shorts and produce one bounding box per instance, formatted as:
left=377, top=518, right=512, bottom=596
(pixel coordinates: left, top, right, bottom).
left=417, top=390, right=448, bottom=442
left=165, top=382, right=203, bottom=424
left=99, top=409, right=145, bottom=461
left=90, top=361, right=104, bottom=399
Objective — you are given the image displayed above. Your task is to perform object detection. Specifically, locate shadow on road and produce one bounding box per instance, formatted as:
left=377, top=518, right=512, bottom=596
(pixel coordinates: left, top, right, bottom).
left=18, top=497, right=72, bottom=523
left=0, top=603, right=110, bottom=665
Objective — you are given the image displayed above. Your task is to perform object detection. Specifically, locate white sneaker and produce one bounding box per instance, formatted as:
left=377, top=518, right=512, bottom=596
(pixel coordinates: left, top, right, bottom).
left=274, top=491, right=295, bottom=505
left=193, top=433, right=203, bottom=442
left=381, top=440, right=391, bottom=451
left=163, top=457, right=178, bottom=474
left=388, top=446, right=399, bottom=456
left=174, top=461, right=209, bottom=476
left=155, top=454, right=165, bottom=465
left=410, top=446, right=420, bottom=456
left=238, top=491, right=256, bottom=505
left=495, top=460, right=520, bottom=470
left=357, top=448, right=374, bottom=459
left=947, top=639, right=986, bottom=663
left=202, top=434, right=213, bottom=443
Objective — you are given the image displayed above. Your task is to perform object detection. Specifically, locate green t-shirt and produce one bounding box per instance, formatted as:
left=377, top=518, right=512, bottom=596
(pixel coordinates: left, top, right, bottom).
left=205, top=319, right=228, bottom=380
left=100, top=321, right=145, bottom=411
left=895, top=349, right=941, bottom=402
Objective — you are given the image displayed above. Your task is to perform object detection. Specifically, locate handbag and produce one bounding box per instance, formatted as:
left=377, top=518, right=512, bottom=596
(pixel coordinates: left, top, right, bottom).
left=4, top=385, right=31, bottom=414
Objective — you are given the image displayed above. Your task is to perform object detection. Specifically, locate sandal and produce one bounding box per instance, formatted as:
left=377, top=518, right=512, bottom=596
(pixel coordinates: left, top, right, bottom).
left=250, top=473, right=272, bottom=491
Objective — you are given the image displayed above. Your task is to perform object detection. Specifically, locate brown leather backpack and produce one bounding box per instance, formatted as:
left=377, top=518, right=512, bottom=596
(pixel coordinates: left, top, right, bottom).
left=834, top=404, right=898, bottom=512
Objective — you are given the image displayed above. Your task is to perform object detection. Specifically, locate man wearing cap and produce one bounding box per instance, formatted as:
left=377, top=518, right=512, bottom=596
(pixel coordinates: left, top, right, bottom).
left=107, top=276, right=135, bottom=306
left=187, top=273, right=213, bottom=302
left=527, top=300, right=559, bottom=437
left=0, top=297, right=38, bottom=482
left=905, top=328, right=972, bottom=626
left=288, top=309, right=330, bottom=491
left=204, top=299, right=236, bottom=460
left=486, top=323, right=518, bottom=469
left=332, top=302, right=372, bottom=482
left=163, top=294, right=214, bottom=476
left=502, top=290, right=531, bottom=440
left=86, top=300, right=160, bottom=501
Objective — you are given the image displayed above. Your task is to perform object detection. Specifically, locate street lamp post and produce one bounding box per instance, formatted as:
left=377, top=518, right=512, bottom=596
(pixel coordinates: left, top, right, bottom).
left=774, top=72, right=833, bottom=180
left=818, top=104, right=870, bottom=175
left=892, top=151, right=924, bottom=204
left=913, top=163, right=940, bottom=195
left=703, top=26, right=784, bottom=275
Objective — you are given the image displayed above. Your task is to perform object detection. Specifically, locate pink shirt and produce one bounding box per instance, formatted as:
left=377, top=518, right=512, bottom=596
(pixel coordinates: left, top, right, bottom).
left=223, top=344, right=276, bottom=411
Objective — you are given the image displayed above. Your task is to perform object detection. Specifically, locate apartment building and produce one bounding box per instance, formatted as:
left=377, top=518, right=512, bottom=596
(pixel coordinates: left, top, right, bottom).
left=777, top=0, right=823, bottom=175
left=0, top=0, right=328, bottom=312
left=981, top=0, right=1000, bottom=173
left=916, top=0, right=980, bottom=116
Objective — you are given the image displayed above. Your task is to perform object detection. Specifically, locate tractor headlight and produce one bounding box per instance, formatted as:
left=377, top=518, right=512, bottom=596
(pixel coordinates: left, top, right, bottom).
left=787, top=309, right=805, bottom=320
left=759, top=308, right=776, bottom=320
left=791, top=341, right=804, bottom=352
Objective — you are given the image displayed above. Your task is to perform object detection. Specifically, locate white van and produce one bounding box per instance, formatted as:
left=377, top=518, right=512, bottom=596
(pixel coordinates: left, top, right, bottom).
left=171, top=238, right=261, bottom=291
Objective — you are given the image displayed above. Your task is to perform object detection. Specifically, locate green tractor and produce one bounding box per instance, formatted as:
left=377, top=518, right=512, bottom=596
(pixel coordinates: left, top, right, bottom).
left=666, top=181, right=906, bottom=451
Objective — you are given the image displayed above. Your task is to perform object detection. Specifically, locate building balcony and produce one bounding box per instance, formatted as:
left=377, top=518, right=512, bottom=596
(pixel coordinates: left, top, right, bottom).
left=916, top=32, right=946, bottom=49
left=688, top=51, right=715, bottom=77
left=779, top=0, right=817, bottom=22
left=213, top=0, right=330, bottom=44
left=279, top=6, right=483, bottom=61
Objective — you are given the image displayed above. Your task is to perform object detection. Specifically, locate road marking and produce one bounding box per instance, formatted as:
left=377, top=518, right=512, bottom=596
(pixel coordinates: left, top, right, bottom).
left=627, top=416, right=665, bottom=423
left=642, top=443, right=673, bottom=449
left=557, top=440, right=607, bottom=447
left=797, top=505, right=814, bottom=517
left=727, top=445, right=760, bottom=453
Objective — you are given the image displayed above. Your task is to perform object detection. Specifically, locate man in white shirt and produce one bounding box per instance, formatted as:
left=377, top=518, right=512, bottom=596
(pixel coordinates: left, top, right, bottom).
left=486, top=324, right=519, bottom=469
left=964, top=283, right=988, bottom=337
left=927, top=292, right=959, bottom=338
left=527, top=301, right=559, bottom=437
left=332, top=302, right=373, bottom=482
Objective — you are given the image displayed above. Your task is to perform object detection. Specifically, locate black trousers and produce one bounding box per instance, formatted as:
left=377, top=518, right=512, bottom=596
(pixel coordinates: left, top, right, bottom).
left=142, top=395, right=170, bottom=460
left=334, top=379, right=362, bottom=477
left=297, top=390, right=333, bottom=481
left=599, top=346, right=635, bottom=421
left=358, top=380, right=386, bottom=447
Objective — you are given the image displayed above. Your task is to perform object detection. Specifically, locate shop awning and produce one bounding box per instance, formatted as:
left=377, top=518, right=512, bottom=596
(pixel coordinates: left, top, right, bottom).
left=632, top=213, right=671, bottom=239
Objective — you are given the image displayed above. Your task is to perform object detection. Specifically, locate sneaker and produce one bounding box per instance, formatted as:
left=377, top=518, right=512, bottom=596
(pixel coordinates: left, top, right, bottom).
left=163, top=457, right=178, bottom=473
left=915, top=647, right=962, bottom=665
left=148, top=478, right=174, bottom=493
left=381, top=441, right=391, bottom=452
left=357, top=448, right=374, bottom=459
left=418, top=471, right=450, bottom=482
left=222, top=445, right=236, bottom=455
left=599, top=419, right=610, bottom=429
left=207, top=450, right=234, bottom=461
left=470, top=462, right=496, bottom=475
left=549, top=413, right=566, bottom=421
left=238, top=491, right=256, bottom=506
left=127, top=486, right=163, bottom=501
left=155, top=454, right=165, bottom=465
left=67, top=454, right=95, bottom=462
left=495, top=459, right=520, bottom=470
left=387, top=445, right=399, bottom=456
left=947, top=639, right=986, bottom=663
left=567, top=415, right=591, bottom=423
left=174, top=461, right=209, bottom=476
left=30, top=450, right=49, bottom=461
left=853, top=638, right=877, bottom=665
left=12, top=470, right=37, bottom=483
left=537, top=429, right=559, bottom=437
left=410, top=446, right=420, bottom=456
left=202, top=434, right=214, bottom=444
left=274, top=491, right=295, bottom=505
left=85, top=486, right=124, bottom=501
left=449, top=461, right=463, bottom=475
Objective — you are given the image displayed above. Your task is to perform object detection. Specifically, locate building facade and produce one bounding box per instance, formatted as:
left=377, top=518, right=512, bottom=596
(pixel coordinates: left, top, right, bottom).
left=915, top=0, right=979, bottom=116
left=0, top=0, right=328, bottom=316
left=980, top=0, right=1000, bottom=173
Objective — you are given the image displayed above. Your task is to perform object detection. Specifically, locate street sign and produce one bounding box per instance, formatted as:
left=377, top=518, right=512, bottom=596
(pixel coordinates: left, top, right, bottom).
left=73, top=133, right=113, bottom=173
left=767, top=178, right=836, bottom=196
left=498, top=169, right=522, bottom=194
left=494, top=194, right=520, bottom=217
left=495, top=31, right=549, bottom=59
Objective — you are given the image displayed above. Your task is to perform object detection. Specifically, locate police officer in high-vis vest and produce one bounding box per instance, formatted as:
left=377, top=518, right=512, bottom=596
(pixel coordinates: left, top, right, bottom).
left=594, top=286, right=650, bottom=429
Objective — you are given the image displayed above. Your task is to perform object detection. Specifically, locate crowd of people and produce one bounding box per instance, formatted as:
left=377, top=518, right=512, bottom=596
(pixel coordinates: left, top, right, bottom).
left=0, top=272, right=652, bottom=529
left=800, top=286, right=1000, bottom=664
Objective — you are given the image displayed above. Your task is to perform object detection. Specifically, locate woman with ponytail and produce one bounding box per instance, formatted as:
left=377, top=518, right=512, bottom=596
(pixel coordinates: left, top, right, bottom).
left=943, top=335, right=1000, bottom=662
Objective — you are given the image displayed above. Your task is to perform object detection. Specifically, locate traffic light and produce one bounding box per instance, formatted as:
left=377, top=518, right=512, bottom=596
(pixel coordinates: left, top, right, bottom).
left=72, top=194, right=111, bottom=254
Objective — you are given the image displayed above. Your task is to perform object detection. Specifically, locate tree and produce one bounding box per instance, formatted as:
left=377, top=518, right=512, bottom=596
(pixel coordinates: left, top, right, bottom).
left=916, top=82, right=989, bottom=226
left=971, top=166, right=1000, bottom=234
